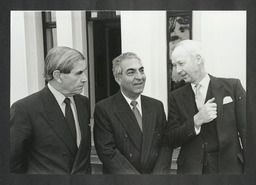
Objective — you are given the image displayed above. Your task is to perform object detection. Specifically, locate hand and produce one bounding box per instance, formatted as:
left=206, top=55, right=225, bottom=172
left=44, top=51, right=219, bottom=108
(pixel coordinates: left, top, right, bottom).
left=194, top=97, right=217, bottom=128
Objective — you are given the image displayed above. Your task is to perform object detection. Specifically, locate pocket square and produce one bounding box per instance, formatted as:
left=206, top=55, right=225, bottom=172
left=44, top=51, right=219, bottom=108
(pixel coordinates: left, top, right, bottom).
left=223, top=96, right=233, bottom=104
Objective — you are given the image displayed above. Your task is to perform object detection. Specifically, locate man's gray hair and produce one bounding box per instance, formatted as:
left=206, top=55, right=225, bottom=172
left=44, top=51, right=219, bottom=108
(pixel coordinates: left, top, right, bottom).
left=112, top=52, right=141, bottom=76
left=44, top=46, right=85, bottom=81
left=172, top=39, right=205, bottom=63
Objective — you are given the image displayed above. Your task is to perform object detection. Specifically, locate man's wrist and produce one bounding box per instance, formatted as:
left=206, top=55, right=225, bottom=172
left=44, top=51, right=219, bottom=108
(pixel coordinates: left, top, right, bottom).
left=193, top=114, right=202, bottom=127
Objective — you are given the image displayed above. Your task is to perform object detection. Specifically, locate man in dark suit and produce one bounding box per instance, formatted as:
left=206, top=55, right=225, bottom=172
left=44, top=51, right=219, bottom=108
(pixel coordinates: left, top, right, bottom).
left=167, top=40, right=246, bottom=174
left=93, top=52, right=173, bottom=174
left=10, top=46, right=91, bottom=174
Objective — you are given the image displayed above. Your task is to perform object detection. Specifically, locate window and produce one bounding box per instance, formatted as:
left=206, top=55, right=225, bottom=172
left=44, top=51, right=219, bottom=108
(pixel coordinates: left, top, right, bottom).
left=42, top=11, right=57, bottom=57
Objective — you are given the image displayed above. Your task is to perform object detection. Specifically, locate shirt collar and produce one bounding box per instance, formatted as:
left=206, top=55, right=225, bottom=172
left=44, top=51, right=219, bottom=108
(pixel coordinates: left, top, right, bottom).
left=48, top=83, right=74, bottom=105
left=191, top=73, right=210, bottom=90
left=121, top=91, right=141, bottom=108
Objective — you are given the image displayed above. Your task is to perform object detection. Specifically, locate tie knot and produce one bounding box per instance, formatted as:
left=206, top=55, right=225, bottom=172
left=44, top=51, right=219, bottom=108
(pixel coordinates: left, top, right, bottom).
left=130, top=100, right=138, bottom=107
left=195, top=84, right=202, bottom=91
left=64, top=98, right=71, bottom=105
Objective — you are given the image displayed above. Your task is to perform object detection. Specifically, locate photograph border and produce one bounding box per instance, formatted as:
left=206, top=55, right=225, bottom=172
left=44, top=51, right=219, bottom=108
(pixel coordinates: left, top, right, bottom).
left=1, top=0, right=256, bottom=185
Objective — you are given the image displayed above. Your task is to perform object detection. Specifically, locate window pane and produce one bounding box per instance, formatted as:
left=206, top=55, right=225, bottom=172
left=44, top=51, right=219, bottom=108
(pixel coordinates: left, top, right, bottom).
left=52, top=28, right=57, bottom=48
left=51, top=11, right=56, bottom=22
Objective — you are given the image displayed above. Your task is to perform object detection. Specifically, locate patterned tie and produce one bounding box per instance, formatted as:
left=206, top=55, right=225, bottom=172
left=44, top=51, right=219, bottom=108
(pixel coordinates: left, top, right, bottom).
left=195, top=84, right=204, bottom=110
left=64, top=98, right=77, bottom=141
left=130, top=100, right=143, bottom=132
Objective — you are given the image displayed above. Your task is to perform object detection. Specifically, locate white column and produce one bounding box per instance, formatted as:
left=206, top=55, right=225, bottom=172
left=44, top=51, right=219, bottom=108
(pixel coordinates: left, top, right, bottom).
left=56, top=11, right=74, bottom=48
left=11, top=11, right=28, bottom=105
left=193, top=11, right=246, bottom=89
left=121, top=11, right=168, bottom=114
left=10, top=11, right=44, bottom=105
left=24, top=12, right=45, bottom=94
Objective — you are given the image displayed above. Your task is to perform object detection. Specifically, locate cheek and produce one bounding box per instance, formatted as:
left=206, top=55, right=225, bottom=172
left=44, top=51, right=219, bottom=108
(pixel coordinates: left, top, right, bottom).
left=63, top=78, right=77, bottom=89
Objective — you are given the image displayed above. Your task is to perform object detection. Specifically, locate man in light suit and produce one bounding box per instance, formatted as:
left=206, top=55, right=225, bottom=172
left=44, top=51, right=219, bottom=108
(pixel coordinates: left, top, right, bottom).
left=93, top=52, right=173, bottom=174
left=10, top=46, right=91, bottom=174
left=167, top=40, right=246, bottom=174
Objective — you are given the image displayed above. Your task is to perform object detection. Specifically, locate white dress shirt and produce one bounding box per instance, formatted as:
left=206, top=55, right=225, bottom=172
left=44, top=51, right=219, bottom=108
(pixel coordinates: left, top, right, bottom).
left=48, top=83, right=81, bottom=147
left=121, top=92, right=142, bottom=116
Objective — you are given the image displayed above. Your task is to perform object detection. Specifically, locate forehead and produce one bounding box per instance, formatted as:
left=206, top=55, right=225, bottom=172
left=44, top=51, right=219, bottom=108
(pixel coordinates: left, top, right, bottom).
left=171, top=46, right=190, bottom=63
left=120, top=57, right=142, bottom=70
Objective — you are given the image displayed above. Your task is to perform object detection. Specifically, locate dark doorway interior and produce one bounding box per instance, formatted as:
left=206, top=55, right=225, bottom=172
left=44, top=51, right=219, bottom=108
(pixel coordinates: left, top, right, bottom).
left=92, top=18, right=121, bottom=103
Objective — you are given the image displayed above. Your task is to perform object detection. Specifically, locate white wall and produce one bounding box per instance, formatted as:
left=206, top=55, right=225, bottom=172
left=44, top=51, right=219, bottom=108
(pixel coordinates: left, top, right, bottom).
left=193, top=11, right=246, bottom=89
left=121, top=11, right=168, bottom=113
left=11, top=11, right=45, bottom=105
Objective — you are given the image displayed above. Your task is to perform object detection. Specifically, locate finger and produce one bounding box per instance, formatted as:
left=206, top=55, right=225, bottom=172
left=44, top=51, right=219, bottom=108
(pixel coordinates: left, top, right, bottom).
left=208, top=103, right=217, bottom=108
left=210, top=107, right=217, bottom=112
left=206, top=97, right=215, bottom=104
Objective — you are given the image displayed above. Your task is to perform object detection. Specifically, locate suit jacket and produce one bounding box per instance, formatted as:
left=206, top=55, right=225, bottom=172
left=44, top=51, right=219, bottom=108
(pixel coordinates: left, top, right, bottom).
left=167, top=75, right=246, bottom=174
left=10, top=86, right=91, bottom=174
left=93, top=92, right=173, bottom=174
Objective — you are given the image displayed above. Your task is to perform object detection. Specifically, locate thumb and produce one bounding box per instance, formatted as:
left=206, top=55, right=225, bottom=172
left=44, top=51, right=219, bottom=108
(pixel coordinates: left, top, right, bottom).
left=206, top=97, right=215, bottom=104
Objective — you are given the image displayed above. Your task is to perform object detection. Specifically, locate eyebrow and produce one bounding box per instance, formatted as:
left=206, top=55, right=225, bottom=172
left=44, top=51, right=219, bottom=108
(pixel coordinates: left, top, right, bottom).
left=75, top=67, right=87, bottom=75
left=126, top=66, right=144, bottom=72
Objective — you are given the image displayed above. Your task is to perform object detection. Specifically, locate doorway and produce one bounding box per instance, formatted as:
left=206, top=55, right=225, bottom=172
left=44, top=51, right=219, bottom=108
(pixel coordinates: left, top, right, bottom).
left=88, top=13, right=121, bottom=105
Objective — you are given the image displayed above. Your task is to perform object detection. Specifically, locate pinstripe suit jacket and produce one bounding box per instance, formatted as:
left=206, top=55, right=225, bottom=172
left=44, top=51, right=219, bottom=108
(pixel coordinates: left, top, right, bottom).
left=93, top=91, right=173, bottom=174
left=167, top=75, right=246, bottom=174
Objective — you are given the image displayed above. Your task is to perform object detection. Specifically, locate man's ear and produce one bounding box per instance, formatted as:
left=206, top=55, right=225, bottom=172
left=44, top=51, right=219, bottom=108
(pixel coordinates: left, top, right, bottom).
left=53, top=70, right=62, bottom=84
left=196, top=55, right=202, bottom=64
left=114, top=75, right=121, bottom=86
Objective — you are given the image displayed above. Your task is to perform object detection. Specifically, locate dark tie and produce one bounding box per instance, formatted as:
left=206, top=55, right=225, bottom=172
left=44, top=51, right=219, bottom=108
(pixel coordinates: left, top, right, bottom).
left=130, top=100, right=143, bottom=132
left=64, top=98, right=77, bottom=141
left=195, top=84, right=204, bottom=110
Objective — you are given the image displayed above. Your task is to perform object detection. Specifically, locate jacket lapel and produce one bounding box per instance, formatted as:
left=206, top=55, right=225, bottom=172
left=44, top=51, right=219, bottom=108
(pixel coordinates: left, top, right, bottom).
left=209, top=75, right=224, bottom=136
left=182, top=84, right=198, bottom=117
left=71, top=95, right=90, bottom=172
left=114, top=92, right=143, bottom=151
left=74, top=95, right=90, bottom=146
left=140, top=96, right=156, bottom=164
left=40, top=86, right=78, bottom=157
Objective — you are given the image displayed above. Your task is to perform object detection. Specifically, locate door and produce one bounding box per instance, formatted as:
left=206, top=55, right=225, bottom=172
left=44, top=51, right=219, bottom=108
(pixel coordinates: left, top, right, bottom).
left=92, top=18, right=121, bottom=103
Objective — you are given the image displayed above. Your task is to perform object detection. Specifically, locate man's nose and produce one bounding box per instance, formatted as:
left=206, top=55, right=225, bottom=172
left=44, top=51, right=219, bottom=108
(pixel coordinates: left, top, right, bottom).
left=135, top=71, right=143, bottom=79
left=81, top=73, right=87, bottom=82
left=176, top=65, right=182, bottom=74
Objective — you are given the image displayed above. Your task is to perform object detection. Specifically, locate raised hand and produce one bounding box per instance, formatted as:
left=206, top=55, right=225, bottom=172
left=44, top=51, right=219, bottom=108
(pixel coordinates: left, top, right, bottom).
left=194, top=97, right=217, bottom=128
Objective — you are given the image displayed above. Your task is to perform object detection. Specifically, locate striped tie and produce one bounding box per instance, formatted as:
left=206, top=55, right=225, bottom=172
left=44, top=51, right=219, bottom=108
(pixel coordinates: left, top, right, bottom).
left=130, top=100, right=143, bottom=132
left=64, top=98, right=77, bottom=141
left=195, top=84, right=204, bottom=110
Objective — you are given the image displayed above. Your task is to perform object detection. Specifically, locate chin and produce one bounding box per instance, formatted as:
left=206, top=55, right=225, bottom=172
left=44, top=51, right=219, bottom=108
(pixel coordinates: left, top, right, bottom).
left=74, top=90, right=83, bottom=95
left=134, top=89, right=143, bottom=95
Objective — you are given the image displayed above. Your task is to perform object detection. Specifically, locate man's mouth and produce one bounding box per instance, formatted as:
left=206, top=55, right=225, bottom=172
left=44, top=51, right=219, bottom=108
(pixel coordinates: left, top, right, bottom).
left=134, top=82, right=144, bottom=86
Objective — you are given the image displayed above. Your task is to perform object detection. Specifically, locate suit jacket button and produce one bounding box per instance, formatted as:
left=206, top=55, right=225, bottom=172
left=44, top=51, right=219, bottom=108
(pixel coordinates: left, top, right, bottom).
left=155, top=153, right=158, bottom=156
left=125, top=133, right=128, bottom=138
left=62, top=153, right=67, bottom=157
left=129, top=154, right=133, bottom=158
